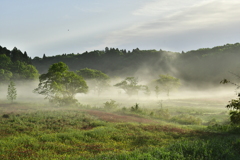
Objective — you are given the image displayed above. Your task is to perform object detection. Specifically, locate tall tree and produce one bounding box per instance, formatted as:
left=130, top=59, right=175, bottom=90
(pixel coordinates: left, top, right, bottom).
left=34, top=62, right=88, bottom=106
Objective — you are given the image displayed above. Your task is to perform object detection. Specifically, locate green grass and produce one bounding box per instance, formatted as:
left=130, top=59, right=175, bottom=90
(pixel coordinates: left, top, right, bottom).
left=0, top=100, right=239, bottom=160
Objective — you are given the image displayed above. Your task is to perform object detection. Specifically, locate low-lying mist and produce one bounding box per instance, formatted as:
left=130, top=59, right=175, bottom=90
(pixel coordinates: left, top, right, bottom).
left=0, top=81, right=45, bottom=103
left=78, top=86, right=234, bottom=108
left=0, top=79, right=236, bottom=111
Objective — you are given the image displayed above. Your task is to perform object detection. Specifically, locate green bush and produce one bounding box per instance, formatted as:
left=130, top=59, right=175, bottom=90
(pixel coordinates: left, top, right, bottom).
left=152, top=109, right=170, bottom=120
left=131, top=103, right=142, bottom=113
left=50, top=96, right=79, bottom=107
left=230, top=111, right=240, bottom=124
left=170, top=114, right=202, bottom=125
left=103, top=99, right=118, bottom=110
left=206, top=118, right=218, bottom=126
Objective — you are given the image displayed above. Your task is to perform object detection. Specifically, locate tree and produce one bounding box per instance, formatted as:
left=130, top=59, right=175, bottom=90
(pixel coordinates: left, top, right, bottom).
left=11, top=61, right=39, bottom=80
left=154, top=85, right=160, bottom=98
left=0, top=54, right=12, bottom=70
left=221, top=78, right=240, bottom=124
left=114, top=77, right=142, bottom=97
left=226, top=96, right=240, bottom=124
left=143, top=86, right=151, bottom=97
left=156, top=74, right=181, bottom=96
left=7, top=81, right=17, bottom=103
left=43, top=53, right=46, bottom=59
left=76, top=68, right=110, bottom=96
left=0, top=69, right=12, bottom=83
left=34, top=62, right=88, bottom=106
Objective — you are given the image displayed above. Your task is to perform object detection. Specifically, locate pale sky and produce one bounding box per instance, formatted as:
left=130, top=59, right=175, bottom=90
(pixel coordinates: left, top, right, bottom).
left=1, top=0, right=240, bottom=58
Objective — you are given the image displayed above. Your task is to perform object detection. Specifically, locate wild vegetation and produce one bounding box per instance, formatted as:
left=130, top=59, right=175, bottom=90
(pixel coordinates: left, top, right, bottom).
left=0, top=43, right=240, bottom=159
left=0, top=96, right=239, bottom=160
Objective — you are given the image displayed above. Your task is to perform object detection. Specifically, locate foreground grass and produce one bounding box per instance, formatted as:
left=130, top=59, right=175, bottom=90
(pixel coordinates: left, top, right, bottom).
left=0, top=102, right=240, bottom=159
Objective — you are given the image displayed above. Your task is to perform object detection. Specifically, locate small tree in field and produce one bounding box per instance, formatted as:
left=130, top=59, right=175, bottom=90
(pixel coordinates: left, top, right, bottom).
left=114, top=77, right=142, bottom=97
left=7, top=81, right=17, bottom=103
left=156, top=74, right=181, bottom=96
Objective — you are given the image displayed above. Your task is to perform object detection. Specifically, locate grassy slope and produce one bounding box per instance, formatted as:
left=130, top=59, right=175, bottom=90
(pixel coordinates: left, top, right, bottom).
left=0, top=101, right=240, bottom=160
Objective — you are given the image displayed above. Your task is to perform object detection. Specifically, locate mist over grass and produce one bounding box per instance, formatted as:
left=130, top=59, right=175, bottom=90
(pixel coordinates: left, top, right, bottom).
left=1, top=79, right=240, bottom=159
left=0, top=78, right=235, bottom=107
left=0, top=60, right=236, bottom=158
left=0, top=81, right=45, bottom=103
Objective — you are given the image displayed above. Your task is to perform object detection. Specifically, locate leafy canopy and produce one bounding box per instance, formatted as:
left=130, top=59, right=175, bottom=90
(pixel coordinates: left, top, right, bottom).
left=156, top=74, right=181, bottom=96
left=114, top=77, right=143, bottom=96
left=76, top=68, right=109, bottom=80
left=34, top=62, right=88, bottom=105
left=0, top=69, right=12, bottom=83
left=76, top=68, right=110, bottom=96
left=221, top=77, right=240, bottom=124
left=0, top=46, right=37, bottom=82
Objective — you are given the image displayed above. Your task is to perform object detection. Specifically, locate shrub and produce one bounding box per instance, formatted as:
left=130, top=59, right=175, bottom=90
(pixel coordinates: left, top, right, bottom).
left=206, top=118, right=218, bottom=126
left=153, top=109, right=170, bottom=120
left=50, top=96, right=79, bottom=107
left=170, top=114, right=202, bottom=125
left=103, top=99, right=118, bottom=110
left=131, top=103, right=142, bottom=113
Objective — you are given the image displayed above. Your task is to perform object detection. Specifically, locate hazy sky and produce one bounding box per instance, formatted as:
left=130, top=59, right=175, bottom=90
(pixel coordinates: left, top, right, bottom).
left=1, top=0, right=240, bottom=58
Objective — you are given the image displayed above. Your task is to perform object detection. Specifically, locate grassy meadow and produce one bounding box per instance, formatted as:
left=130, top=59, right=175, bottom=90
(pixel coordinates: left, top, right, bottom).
left=0, top=92, right=240, bottom=160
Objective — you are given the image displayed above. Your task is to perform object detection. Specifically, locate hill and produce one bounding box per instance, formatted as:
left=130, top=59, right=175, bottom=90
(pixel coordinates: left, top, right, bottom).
left=32, top=43, right=240, bottom=88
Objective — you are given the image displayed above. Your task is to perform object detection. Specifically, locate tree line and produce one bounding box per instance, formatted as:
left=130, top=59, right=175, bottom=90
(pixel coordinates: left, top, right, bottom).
left=32, top=43, right=240, bottom=88
left=34, top=62, right=181, bottom=106
left=0, top=46, right=38, bottom=83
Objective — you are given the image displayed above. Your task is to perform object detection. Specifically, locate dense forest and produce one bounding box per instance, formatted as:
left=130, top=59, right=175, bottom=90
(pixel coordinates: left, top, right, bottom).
left=0, top=46, right=38, bottom=82
left=31, top=43, right=240, bottom=88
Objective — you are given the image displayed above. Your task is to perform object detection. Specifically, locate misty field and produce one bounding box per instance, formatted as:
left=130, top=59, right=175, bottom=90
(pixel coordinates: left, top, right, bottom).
left=1, top=90, right=240, bottom=160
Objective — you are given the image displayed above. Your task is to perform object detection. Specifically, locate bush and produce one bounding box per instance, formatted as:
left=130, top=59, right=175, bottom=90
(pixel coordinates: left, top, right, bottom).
left=170, top=114, right=202, bottom=125
left=103, top=99, right=118, bottom=110
left=206, top=118, right=218, bottom=126
left=229, top=111, right=240, bottom=124
left=131, top=103, right=142, bottom=113
left=152, top=109, right=170, bottom=120
left=50, top=96, right=79, bottom=107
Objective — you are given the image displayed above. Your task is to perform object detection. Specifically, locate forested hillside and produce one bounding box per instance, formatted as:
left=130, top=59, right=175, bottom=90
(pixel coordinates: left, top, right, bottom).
left=1, top=43, right=239, bottom=87
left=32, top=48, right=177, bottom=78
left=32, top=43, right=240, bottom=88
left=0, top=46, right=38, bottom=82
